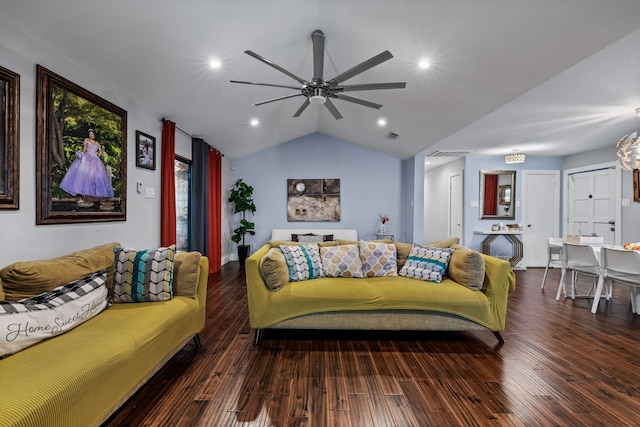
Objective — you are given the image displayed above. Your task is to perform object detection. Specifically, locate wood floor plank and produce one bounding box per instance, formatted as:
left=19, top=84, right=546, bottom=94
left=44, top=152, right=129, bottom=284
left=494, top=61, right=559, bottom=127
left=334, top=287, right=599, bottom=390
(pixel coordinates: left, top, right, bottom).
left=104, top=264, right=640, bottom=426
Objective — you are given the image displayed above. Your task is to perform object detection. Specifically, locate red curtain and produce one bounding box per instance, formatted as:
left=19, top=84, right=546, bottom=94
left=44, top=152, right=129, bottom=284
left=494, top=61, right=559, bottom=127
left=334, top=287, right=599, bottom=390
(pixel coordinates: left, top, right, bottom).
left=483, top=174, right=498, bottom=216
left=208, top=148, right=222, bottom=273
left=160, top=120, right=177, bottom=246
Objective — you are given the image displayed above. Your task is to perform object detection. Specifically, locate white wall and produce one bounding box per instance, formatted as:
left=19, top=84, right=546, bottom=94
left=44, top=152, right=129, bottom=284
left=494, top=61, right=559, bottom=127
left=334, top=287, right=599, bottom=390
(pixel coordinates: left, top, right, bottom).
left=0, top=20, right=233, bottom=266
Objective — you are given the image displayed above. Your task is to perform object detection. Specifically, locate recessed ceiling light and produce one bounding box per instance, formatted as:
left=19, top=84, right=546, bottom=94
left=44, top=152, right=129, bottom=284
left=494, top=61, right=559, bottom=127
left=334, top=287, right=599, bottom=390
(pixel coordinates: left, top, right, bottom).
left=418, top=59, right=431, bottom=69
left=209, top=59, right=221, bottom=69
left=377, top=118, right=387, bottom=126
left=250, top=118, right=259, bottom=127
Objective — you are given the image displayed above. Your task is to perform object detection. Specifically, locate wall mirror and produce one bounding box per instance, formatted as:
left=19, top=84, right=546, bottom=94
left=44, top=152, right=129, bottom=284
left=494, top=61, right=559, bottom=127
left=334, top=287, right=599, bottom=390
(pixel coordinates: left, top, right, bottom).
left=479, top=170, right=516, bottom=219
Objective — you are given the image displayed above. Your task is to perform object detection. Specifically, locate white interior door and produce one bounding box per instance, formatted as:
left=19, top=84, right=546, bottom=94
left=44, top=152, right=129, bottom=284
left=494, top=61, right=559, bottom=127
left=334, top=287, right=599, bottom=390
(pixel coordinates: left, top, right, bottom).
left=567, top=168, right=616, bottom=244
left=522, top=170, right=560, bottom=267
left=449, top=172, right=463, bottom=240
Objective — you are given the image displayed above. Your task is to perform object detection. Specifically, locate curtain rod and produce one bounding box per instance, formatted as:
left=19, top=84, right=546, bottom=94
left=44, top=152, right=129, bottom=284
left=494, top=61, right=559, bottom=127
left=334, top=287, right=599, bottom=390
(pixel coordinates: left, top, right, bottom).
left=161, top=117, right=193, bottom=138
left=161, top=117, right=224, bottom=156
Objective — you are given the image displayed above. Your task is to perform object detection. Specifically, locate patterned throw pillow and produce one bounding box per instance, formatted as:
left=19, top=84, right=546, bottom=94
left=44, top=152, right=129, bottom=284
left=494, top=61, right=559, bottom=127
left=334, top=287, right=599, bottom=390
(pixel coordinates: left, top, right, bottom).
left=279, top=244, right=325, bottom=282
left=359, top=240, right=397, bottom=277
left=399, top=244, right=454, bottom=283
left=320, top=244, right=363, bottom=278
left=111, top=245, right=176, bottom=303
left=0, top=270, right=109, bottom=357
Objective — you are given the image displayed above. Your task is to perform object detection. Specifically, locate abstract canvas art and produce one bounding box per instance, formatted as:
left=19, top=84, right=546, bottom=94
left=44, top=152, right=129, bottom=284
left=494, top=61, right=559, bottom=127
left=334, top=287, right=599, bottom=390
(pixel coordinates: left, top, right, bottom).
left=287, top=179, right=340, bottom=222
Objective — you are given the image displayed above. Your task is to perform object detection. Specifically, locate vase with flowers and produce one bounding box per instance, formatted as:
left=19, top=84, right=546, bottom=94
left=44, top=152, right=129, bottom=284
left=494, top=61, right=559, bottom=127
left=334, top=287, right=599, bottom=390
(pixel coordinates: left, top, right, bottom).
left=379, top=214, right=390, bottom=232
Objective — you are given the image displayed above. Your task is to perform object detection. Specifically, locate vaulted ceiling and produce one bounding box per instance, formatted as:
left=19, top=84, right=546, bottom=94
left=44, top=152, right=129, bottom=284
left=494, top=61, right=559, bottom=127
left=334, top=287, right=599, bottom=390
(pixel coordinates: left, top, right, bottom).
left=3, top=1, right=640, bottom=165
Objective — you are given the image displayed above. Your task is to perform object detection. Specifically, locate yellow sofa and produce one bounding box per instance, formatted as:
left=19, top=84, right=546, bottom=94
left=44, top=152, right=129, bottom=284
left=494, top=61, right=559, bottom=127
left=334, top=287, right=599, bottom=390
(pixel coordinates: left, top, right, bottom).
left=245, top=241, right=515, bottom=344
left=0, top=243, right=208, bottom=427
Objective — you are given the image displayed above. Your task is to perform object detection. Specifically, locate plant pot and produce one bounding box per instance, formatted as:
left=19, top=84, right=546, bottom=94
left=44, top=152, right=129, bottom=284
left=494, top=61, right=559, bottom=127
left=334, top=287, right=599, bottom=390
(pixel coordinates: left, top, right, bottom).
left=237, top=245, right=251, bottom=266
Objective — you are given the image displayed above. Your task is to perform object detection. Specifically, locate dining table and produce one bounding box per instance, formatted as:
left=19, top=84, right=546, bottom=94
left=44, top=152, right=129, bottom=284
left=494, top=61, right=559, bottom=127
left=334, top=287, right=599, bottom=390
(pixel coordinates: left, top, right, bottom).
left=551, top=239, right=640, bottom=313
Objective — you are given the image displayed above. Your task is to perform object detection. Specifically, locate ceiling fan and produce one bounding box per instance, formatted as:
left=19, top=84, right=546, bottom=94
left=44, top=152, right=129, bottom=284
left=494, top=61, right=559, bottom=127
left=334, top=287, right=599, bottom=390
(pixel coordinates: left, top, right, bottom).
left=230, top=30, right=407, bottom=120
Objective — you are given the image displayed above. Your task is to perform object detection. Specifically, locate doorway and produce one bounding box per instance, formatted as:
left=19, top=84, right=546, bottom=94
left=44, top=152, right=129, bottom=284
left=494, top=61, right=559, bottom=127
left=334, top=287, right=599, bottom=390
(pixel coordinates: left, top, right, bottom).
left=522, top=170, right=560, bottom=267
left=175, top=156, right=192, bottom=252
left=563, top=162, right=621, bottom=245
left=563, top=162, right=622, bottom=244
left=449, top=171, right=463, bottom=241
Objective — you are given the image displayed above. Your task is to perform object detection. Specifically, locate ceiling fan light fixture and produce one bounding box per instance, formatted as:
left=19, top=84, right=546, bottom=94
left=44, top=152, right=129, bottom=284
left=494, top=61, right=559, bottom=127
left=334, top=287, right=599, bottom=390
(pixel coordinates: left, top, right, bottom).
left=309, top=95, right=326, bottom=104
left=308, top=87, right=326, bottom=104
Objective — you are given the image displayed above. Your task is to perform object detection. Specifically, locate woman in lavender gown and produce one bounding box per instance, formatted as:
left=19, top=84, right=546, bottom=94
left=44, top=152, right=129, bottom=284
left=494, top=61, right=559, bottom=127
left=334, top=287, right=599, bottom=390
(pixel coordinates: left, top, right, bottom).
left=60, top=129, right=114, bottom=198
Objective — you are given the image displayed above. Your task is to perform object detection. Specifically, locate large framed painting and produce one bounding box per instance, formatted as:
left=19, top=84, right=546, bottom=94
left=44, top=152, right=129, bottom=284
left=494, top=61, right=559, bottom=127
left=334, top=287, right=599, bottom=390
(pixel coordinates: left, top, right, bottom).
left=36, top=65, right=127, bottom=224
left=0, top=65, right=20, bottom=210
left=287, top=178, right=340, bottom=222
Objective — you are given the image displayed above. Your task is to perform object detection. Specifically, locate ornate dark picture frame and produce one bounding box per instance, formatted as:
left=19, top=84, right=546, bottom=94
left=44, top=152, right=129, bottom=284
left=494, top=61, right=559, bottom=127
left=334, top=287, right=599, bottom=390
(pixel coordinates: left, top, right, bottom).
left=634, top=169, right=639, bottom=203
left=36, top=65, right=127, bottom=224
left=0, top=65, right=20, bottom=210
left=135, top=130, right=156, bottom=170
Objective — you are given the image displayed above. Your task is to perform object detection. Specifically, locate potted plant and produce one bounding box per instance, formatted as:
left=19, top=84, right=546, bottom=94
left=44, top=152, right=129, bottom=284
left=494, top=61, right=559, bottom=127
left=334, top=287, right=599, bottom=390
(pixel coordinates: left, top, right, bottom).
left=228, top=178, right=256, bottom=265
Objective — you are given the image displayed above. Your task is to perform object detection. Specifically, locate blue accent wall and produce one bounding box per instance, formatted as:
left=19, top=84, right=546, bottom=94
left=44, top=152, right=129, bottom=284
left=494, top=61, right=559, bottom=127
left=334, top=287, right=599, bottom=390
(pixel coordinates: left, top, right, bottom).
left=230, top=133, right=404, bottom=248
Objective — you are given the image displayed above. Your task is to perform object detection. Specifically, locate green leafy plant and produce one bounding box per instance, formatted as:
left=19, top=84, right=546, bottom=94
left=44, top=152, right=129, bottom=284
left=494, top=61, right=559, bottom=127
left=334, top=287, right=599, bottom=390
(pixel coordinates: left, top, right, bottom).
left=228, top=179, right=256, bottom=246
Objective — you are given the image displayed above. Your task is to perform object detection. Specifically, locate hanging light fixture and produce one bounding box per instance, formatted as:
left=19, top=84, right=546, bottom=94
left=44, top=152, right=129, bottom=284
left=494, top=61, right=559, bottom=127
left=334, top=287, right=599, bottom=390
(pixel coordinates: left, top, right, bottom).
left=616, top=131, right=640, bottom=171
left=505, top=153, right=526, bottom=164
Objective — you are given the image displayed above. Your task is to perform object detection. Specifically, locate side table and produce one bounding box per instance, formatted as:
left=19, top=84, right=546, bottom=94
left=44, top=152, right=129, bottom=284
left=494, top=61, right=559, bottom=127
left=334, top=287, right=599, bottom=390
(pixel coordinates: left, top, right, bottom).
left=474, top=230, right=524, bottom=268
left=376, top=232, right=394, bottom=241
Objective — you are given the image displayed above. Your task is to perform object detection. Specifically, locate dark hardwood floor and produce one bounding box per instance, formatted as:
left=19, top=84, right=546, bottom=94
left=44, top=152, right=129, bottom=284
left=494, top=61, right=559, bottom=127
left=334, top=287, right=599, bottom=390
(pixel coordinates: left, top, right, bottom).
left=104, top=264, right=640, bottom=426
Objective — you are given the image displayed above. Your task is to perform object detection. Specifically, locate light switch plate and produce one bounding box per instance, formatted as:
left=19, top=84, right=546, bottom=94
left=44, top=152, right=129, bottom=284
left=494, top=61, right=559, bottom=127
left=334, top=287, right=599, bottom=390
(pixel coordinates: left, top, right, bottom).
left=136, top=182, right=142, bottom=193
left=470, top=200, right=479, bottom=207
left=622, top=198, right=630, bottom=207
left=145, top=187, right=155, bottom=198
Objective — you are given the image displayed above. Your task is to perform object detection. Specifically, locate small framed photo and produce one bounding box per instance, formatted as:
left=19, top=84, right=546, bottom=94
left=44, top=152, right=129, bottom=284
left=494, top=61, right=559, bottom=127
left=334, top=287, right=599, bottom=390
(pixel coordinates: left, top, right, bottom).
left=136, top=131, right=156, bottom=170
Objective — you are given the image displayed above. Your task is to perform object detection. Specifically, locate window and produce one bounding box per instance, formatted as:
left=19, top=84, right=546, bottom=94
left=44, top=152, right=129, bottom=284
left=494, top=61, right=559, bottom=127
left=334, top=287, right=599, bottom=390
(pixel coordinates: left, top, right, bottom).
left=175, top=156, right=191, bottom=251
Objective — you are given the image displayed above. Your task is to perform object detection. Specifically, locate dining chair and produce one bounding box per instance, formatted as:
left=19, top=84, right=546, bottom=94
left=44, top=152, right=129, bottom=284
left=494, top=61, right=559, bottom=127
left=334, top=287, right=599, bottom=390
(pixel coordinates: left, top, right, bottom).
left=555, top=242, right=604, bottom=301
left=592, top=247, right=640, bottom=314
left=541, top=237, right=564, bottom=289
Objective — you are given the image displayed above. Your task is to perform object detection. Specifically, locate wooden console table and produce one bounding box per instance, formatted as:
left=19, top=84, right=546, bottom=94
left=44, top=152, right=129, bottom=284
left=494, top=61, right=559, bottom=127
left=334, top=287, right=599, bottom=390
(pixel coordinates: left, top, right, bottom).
left=475, top=230, right=524, bottom=268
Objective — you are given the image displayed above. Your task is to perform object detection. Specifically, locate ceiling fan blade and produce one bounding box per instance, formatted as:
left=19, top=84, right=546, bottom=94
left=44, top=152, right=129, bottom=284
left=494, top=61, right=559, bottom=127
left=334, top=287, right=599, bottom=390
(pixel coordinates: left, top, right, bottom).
left=244, top=50, right=308, bottom=85
left=293, top=99, right=310, bottom=117
left=324, top=98, right=343, bottom=120
left=312, top=30, right=325, bottom=80
left=253, top=93, right=303, bottom=106
left=338, top=82, right=406, bottom=92
left=230, top=80, right=301, bottom=90
left=335, top=94, right=382, bottom=109
left=328, top=50, right=394, bottom=86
